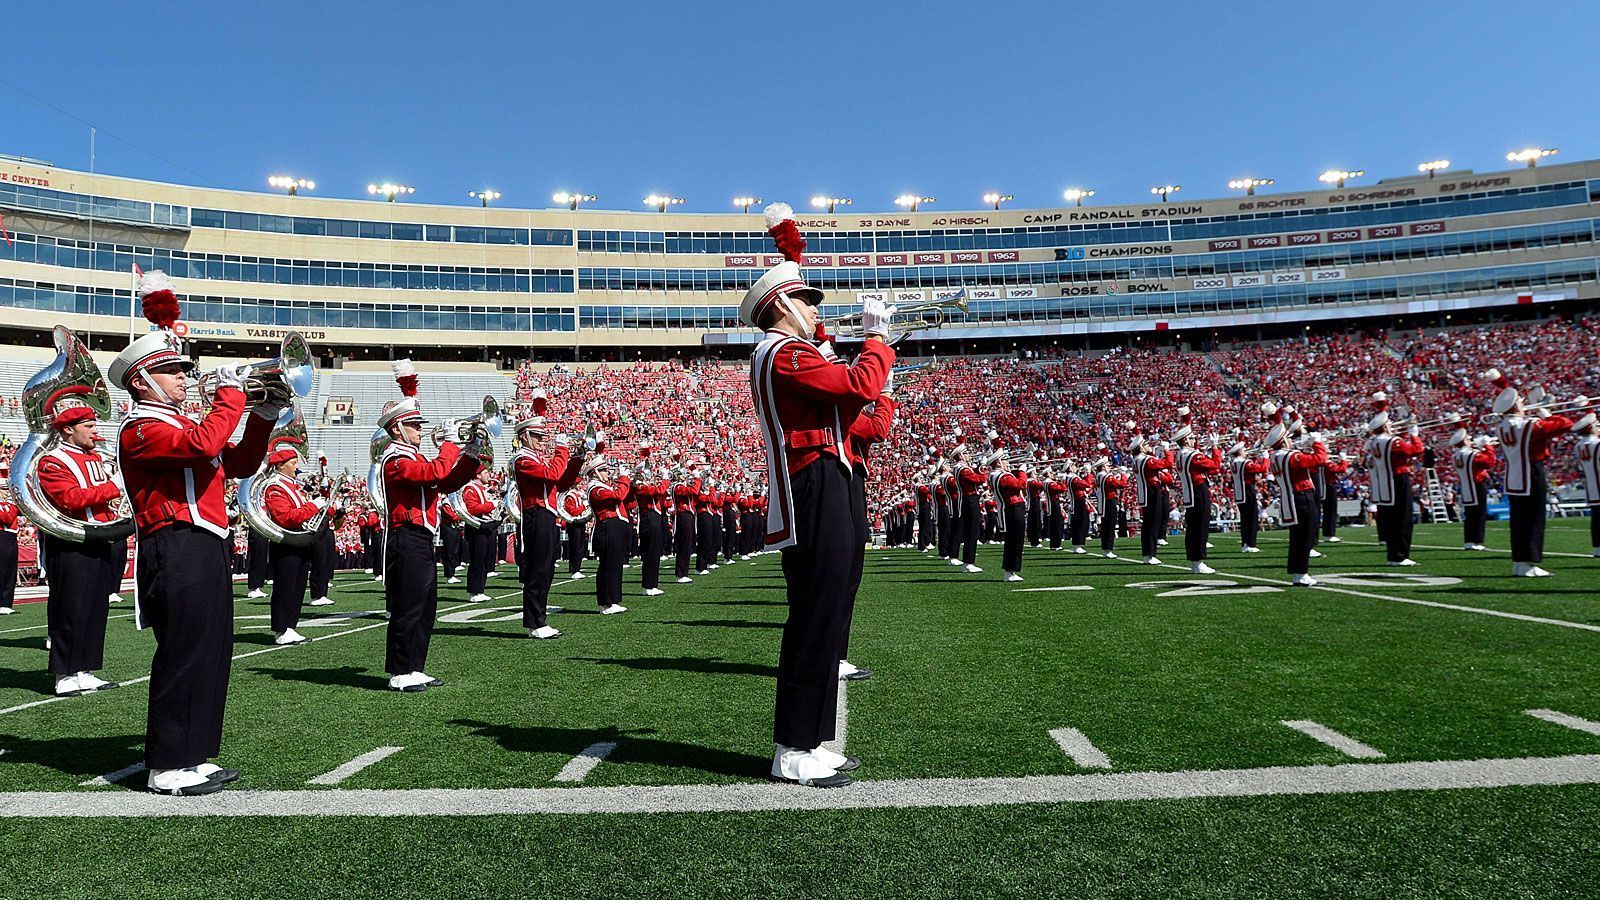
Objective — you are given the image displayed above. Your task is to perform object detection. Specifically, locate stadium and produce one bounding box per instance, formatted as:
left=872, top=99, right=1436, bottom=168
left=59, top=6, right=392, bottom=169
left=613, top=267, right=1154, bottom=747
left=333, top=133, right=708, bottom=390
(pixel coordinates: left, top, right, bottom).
left=4, top=7, right=1600, bottom=899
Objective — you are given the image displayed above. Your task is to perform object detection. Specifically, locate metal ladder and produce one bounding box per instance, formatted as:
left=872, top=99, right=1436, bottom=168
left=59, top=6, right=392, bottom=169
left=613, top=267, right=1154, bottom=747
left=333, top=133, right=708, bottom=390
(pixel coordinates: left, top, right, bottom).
left=1422, top=468, right=1451, bottom=523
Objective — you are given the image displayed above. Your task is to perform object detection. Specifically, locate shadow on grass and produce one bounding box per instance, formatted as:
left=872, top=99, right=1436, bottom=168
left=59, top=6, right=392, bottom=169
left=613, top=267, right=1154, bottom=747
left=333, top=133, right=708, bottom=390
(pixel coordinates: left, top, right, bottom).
left=248, top=665, right=391, bottom=691
left=658, top=620, right=783, bottom=630
left=0, top=667, right=56, bottom=696
left=449, top=719, right=768, bottom=780
left=0, top=637, right=48, bottom=651
left=689, top=599, right=786, bottom=607
left=569, top=656, right=777, bottom=678
left=0, top=732, right=144, bottom=780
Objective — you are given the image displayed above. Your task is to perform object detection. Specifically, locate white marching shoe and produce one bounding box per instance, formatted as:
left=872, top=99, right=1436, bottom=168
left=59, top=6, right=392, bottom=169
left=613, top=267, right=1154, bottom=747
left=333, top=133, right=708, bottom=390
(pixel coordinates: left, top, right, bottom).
left=1205, top=541, right=1215, bottom=549
left=946, top=557, right=962, bottom=566
left=571, top=571, right=587, bottom=580
left=0, top=607, right=13, bottom=615
left=708, top=564, right=719, bottom=570
left=1241, top=546, right=1261, bottom=554
left=1103, top=551, right=1118, bottom=559
left=1291, top=573, right=1318, bottom=587
left=1143, top=556, right=1162, bottom=565
left=364, top=568, right=373, bottom=575
left=108, top=593, right=122, bottom=603
left=1387, top=559, right=1418, bottom=567
left=246, top=589, right=266, bottom=599
left=1593, top=548, right=1600, bottom=558
left=1004, top=572, right=1023, bottom=582
left=55, top=674, right=83, bottom=696
left=697, top=569, right=710, bottom=576
left=677, top=576, right=692, bottom=584
left=643, top=588, right=665, bottom=596
left=528, top=625, right=562, bottom=639
left=964, top=563, right=983, bottom=573
left=446, top=577, right=461, bottom=584
left=771, top=745, right=851, bottom=788
left=1325, top=536, right=1342, bottom=543
left=1072, top=546, right=1087, bottom=554
left=274, top=628, right=309, bottom=645
left=76, top=672, right=116, bottom=692
left=147, top=767, right=224, bottom=796
left=1308, top=549, right=1324, bottom=559
left=468, top=594, right=490, bottom=604
left=601, top=604, right=629, bottom=615
left=1191, top=562, right=1216, bottom=575
left=1515, top=564, right=1552, bottom=577
left=310, top=596, right=333, bottom=606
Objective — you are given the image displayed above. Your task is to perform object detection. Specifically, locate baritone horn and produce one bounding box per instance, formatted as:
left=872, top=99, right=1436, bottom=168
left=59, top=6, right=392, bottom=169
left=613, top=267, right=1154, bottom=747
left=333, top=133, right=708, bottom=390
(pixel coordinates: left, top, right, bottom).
left=432, top=395, right=502, bottom=447
left=198, top=332, right=315, bottom=405
left=824, top=289, right=968, bottom=344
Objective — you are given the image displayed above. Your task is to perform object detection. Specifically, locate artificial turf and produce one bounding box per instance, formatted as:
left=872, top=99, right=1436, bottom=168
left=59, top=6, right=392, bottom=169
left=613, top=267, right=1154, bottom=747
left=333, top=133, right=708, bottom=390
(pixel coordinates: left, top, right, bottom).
left=0, top=519, right=1596, bottom=898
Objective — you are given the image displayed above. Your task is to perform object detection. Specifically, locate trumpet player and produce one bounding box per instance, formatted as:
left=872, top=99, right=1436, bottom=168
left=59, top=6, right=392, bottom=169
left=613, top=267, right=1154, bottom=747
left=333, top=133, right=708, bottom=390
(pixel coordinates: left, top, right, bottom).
left=1485, top=371, right=1576, bottom=577
left=1067, top=462, right=1092, bottom=553
left=461, top=467, right=500, bottom=603
left=558, top=485, right=591, bottom=580
left=511, top=413, right=584, bottom=639
left=1267, top=425, right=1328, bottom=586
left=1227, top=439, right=1268, bottom=553
left=1130, top=431, right=1172, bottom=565
left=1448, top=429, right=1495, bottom=552
left=952, top=444, right=985, bottom=573
left=113, top=271, right=283, bottom=795
left=1173, top=424, right=1223, bottom=575
left=1363, top=407, right=1425, bottom=567
left=261, top=448, right=325, bottom=645
left=993, top=456, right=1028, bottom=582
left=672, top=469, right=698, bottom=583
left=307, top=461, right=341, bottom=607
left=584, top=455, right=632, bottom=614
left=1572, top=413, right=1600, bottom=556
left=1093, top=458, right=1129, bottom=559
left=37, top=402, right=125, bottom=694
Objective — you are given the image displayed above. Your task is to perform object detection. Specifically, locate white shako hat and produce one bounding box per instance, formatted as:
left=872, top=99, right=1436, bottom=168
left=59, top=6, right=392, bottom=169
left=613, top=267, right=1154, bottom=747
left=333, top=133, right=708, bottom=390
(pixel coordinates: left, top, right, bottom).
left=1228, top=440, right=1247, bottom=455
left=1571, top=413, right=1597, bottom=433
left=377, top=398, right=425, bottom=430
left=1483, top=368, right=1519, bottom=416
left=1366, top=410, right=1390, bottom=434
left=739, top=260, right=822, bottom=328
left=1448, top=427, right=1469, bottom=447
left=516, top=415, right=548, bottom=436
left=1127, top=434, right=1144, bottom=453
left=1171, top=424, right=1193, bottom=443
left=1264, top=423, right=1288, bottom=448
left=581, top=454, right=610, bottom=476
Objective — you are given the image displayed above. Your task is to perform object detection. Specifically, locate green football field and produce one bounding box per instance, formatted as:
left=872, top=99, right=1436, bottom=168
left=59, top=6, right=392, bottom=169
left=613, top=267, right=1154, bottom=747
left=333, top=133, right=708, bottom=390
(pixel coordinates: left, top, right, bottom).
left=1, top=519, right=1598, bottom=899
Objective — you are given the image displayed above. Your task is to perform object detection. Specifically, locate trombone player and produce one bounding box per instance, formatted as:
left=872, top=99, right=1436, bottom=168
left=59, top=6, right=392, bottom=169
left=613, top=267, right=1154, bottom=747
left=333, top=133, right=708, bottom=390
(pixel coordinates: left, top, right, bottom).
left=261, top=446, right=326, bottom=645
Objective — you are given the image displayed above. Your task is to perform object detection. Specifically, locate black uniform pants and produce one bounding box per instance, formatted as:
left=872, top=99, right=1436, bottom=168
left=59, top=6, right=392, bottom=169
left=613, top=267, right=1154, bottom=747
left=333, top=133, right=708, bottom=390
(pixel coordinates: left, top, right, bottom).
left=1462, top=498, right=1487, bottom=546
left=384, top=525, right=438, bottom=676
left=1287, top=491, right=1320, bottom=575
left=593, top=517, right=627, bottom=608
left=640, top=508, right=662, bottom=589
left=1321, top=490, right=1340, bottom=539
left=1156, top=491, right=1172, bottom=540
left=1002, top=503, right=1026, bottom=572
left=1381, top=476, right=1415, bottom=563
left=310, top=528, right=335, bottom=600
left=1070, top=497, right=1089, bottom=547
left=466, top=525, right=496, bottom=595
left=440, top=525, right=463, bottom=579
left=1048, top=508, right=1063, bottom=549
left=1508, top=464, right=1547, bottom=563
left=268, top=541, right=310, bottom=633
left=775, top=460, right=858, bottom=750
left=1140, top=500, right=1160, bottom=558
left=723, top=512, right=738, bottom=562
left=1185, top=495, right=1211, bottom=563
left=1027, top=504, right=1042, bottom=546
left=1239, top=494, right=1259, bottom=548
left=960, top=494, right=980, bottom=565
left=936, top=504, right=952, bottom=557
left=917, top=501, right=932, bottom=550
left=137, top=524, right=233, bottom=771
left=246, top=531, right=269, bottom=591
left=43, top=534, right=117, bottom=674
left=695, top=512, right=716, bottom=572
left=1101, top=500, right=1120, bottom=554
left=0, top=531, right=16, bottom=610
left=674, top=510, right=695, bottom=578
left=565, top=521, right=587, bottom=574
left=519, top=507, right=561, bottom=629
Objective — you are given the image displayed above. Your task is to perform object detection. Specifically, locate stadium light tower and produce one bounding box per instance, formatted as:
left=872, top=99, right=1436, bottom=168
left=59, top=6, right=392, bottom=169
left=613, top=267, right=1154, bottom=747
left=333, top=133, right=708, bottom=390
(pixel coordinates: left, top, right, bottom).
left=368, top=183, right=415, bottom=202
left=1227, top=177, right=1274, bottom=196
left=1507, top=147, right=1558, bottom=168
left=1062, top=188, right=1095, bottom=207
left=982, top=192, right=1014, bottom=210
left=644, top=194, right=685, bottom=212
left=1150, top=185, right=1181, bottom=202
left=268, top=175, right=314, bottom=196
left=469, top=189, right=502, bottom=207
left=1417, top=159, right=1451, bottom=179
left=553, top=191, right=596, bottom=210
left=732, top=196, right=764, bottom=213
left=811, top=196, right=852, bottom=213
left=895, top=194, right=935, bottom=212
left=1318, top=169, right=1364, bottom=189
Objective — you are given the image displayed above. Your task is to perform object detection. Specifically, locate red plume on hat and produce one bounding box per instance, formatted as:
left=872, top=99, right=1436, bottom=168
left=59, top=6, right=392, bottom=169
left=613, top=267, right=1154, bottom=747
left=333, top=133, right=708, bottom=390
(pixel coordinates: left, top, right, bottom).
left=392, top=358, right=419, bottom=398
left=1481, top=368, right=1510, bottom=391
left=138, top=270, right=181, bottom=330
left=1369, top=390, right=1389, bottom=414
left=531, top=388, right=548, bottom=416
left=764, top=202, right=806, bottom=263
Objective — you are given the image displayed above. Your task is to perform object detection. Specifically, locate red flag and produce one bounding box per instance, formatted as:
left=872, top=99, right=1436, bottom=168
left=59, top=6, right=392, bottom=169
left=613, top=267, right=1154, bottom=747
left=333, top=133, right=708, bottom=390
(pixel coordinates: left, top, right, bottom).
left=0, top=212, right=11, bottom=247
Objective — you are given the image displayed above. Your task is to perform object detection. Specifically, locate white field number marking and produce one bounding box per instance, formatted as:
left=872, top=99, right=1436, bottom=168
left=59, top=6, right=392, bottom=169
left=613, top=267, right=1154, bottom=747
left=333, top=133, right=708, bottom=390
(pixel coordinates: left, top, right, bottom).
left=1125, top=579, right=1283, bottom=598
left=439, top=606, right=524, bottom=624
left=1314, top=573, right=1463, bottom=588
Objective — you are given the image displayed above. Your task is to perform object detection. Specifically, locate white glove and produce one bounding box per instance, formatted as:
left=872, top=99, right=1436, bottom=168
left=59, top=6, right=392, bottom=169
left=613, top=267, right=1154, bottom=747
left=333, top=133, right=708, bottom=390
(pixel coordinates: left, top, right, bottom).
left=1308, top=431, right=1324, bottom=444
left=213, top=364, right=247, bottom=392
left=440, top=419, right=461, bottom=442
left=861, top=297, right=895, bottom=340
left=1408, top=425, right=1420, bottom=437
left=309, top=498, right=327, bottom=510
left=1535, top=407, right=1551, bottom=419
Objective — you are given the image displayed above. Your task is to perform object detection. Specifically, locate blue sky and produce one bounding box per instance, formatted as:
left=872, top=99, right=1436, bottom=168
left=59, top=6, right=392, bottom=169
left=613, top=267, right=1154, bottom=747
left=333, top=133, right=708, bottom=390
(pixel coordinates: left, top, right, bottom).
left=4, top=0, right=1596, bottom=213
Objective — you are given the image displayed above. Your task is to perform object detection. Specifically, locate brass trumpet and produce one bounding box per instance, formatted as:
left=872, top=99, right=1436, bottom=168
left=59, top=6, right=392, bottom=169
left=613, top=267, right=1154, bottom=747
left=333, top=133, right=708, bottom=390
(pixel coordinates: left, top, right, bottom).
left=198, top=332, right=315, bottom=405
left=823, top=290, right=968, bottom=344
left=432, top=395, right=503, bottom=446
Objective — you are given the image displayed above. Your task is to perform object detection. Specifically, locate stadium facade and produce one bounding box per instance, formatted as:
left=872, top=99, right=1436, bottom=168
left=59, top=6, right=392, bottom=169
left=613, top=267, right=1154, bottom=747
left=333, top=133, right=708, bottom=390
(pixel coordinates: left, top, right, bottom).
left=1, top=155, right=1596, bottom=361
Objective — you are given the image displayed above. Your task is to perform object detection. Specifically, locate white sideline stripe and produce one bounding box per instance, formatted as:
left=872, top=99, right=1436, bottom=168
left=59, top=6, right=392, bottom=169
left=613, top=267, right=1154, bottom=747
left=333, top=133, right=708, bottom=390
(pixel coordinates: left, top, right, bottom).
left=79, top=762, right=145, bottom=787
left=1526, top=708, right=1600, bottom=737
left=822, top=678, right=849, bottom=756
left=1049, top=727, right=1112, bottom=769
left=1107, top=555, right=1600, bottom=634
left=552, top=742, right=618, bottom=783
left=1256, top=536, right=1597, bottom=560
left=308, top=747, right=405, bottom=785
left=7, top=754, right=1600, bottom=818
left=0, top=585, right=536, bottom=718
left=1281, top=720, right=1385, bottom=759
left=1012, top=585, right=1094, bottom=593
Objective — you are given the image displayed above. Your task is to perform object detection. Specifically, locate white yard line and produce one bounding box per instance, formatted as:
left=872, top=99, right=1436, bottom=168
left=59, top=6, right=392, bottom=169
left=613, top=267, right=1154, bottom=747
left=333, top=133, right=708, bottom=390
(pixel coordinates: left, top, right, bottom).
left=1281, top=720, right=1386, bottom=759
left=552, top=742, right=619, bottom=783
left=79, top=762, right=146, bottom=787
left=3, top=753, right=1596, bottom=818
left=1107, top=555, right=1600, bottom=634
left=1049, top=727, right=1112, bottom=769
left=1526, top=708, right=1600, bottom=737
left=1012, top=585, right=1095, bottom=593
left=308, top=747, right=405, bottom=785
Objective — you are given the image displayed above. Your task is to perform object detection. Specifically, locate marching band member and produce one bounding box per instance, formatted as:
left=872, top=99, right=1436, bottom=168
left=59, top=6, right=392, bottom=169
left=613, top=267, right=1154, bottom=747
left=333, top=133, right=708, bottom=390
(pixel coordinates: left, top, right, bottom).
left=261, top=447, right=324, bottom=645
left=245, top=526, right=270, bottom=599
left=462, top=467, right=500, bottom=602
left=1485, top=370, right=1573, bottom=577
left=1448, top=428, right=1496, bottom=552
left=511, top=408, right=584, bottom=638
left=744, top=204, right=891, bottom=787
left=839, top=384, right=895, bottom=680
left=558, top=485, right=590, bottom=579
left=0, top=486, right=18, bottom=614
left=37, top=401, right=124, bottom=694
left=359, top=506, right=382, bottom=577
left=673, top=468, right=698, bottom=583
left=952, top=444, right=985, bottom=573
left=915, top=474, right=933, bottom=553
left=1067, top=462, right=1092, bottom=554
left=585, top=455, right=632, bottom=615
left=1572, top=412, right=1600, bottom=556
left=1172, top=417, right=1223, bottom=575
left=378, top=360, right=483, bottom=687
left=439, top=492, right=464, bottom=585
left=993, top=456, right=1028, bottom=581
left=935, top=461, right=955, bottom=563
left=695, top=473, right=718, bottom=575
left=635, top=445, right=666, bottom=594
left=1027, top=465, right=1045, bottom=548
left=1227, top=439, right=1268, bottom=553
left=1129, top=429, right=1171, bottom=565
left=1043, top=467, right=1063, bottom=551
left=307, top=466, right=340, bottom=607
left=1267, top=425, right=1328, bottom=586
left=1093, top=458, right=1128, bottom=559
left=113, top=271, right=279, bottom=795
left=1319, top=451, right=1349, bottom=543
left=1363, top=396, right=1426, bottom=566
